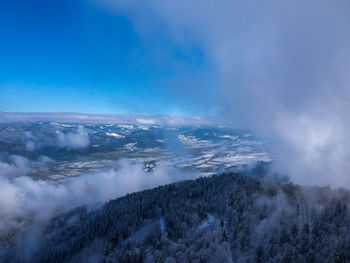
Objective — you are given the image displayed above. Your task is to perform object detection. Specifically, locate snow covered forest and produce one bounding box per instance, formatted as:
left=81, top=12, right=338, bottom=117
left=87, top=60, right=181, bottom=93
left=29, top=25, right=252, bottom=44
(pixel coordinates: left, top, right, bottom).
left=3, top=171, right=350, bottom=263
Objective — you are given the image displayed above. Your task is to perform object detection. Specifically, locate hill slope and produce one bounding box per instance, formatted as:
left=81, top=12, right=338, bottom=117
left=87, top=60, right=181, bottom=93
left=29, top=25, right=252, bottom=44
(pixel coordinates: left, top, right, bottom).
left=4, top=173, right=350, bottom=263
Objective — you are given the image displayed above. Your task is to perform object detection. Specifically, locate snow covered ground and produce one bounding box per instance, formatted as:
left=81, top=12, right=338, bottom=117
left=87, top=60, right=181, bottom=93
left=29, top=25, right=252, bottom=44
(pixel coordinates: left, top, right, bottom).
left=0, top=122, right=270, bottom=180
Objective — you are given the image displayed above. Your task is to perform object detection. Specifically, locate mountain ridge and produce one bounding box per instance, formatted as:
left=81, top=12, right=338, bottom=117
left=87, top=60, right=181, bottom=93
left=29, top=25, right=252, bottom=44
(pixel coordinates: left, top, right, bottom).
left=3, top=172, right=350, bottom=263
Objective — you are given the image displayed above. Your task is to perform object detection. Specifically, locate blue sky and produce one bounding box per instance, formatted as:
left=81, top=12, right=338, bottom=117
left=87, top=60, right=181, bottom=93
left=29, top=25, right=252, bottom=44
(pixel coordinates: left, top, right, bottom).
left=2, top=0, right=350, bottom=185
left=0, top=0, right=215, bottom=115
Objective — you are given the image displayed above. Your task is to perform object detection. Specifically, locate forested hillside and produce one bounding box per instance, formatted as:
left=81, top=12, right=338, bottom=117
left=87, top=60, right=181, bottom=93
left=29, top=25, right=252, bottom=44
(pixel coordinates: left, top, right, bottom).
left=4, top=172, right=350, bottom=263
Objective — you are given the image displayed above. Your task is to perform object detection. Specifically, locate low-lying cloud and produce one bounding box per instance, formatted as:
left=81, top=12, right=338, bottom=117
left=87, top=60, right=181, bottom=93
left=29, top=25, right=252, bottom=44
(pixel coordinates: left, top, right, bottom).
left=0, top=155, right=34, bottom=178
left=19, top=125, right=91, bottom=152
left=57, top=125, right=90, bottom=149
left=0, top=157, right=189, bottom=234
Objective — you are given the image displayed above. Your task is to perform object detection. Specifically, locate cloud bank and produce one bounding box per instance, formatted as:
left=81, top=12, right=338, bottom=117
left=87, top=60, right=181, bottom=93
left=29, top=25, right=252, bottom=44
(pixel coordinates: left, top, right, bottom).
left=0, top=157, right=188, bottom=233
left=96, top=0, right=350, bottom=186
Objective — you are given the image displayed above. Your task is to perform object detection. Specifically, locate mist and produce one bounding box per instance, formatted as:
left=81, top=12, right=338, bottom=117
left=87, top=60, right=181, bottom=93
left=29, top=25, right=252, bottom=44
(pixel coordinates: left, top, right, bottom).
left=57, top=125, right=90, bottom=149
left=0, top=157, right=190, bottom=234
left=96, top=0, right=350, bottom=187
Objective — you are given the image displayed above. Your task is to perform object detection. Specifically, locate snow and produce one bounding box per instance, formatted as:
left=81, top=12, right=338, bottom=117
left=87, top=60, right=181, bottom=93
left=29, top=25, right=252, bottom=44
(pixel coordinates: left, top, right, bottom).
left=49, top=174, right=66, bottom=180
left=50, top=122, right=75, bottom=128
left=105, top=132, right=125, bottom=139
left=118, top=124, right=134, bottom=129
left=178, top=135, right=198, bottom=143
left=124, top=142, right=137, bottom=149
left=220, top=135, right=239, bottom=140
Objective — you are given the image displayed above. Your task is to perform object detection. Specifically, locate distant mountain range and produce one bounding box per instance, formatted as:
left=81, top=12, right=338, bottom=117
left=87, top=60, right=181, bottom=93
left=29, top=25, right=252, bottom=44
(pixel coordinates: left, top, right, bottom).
left=0, top=112, right=220, bottom=126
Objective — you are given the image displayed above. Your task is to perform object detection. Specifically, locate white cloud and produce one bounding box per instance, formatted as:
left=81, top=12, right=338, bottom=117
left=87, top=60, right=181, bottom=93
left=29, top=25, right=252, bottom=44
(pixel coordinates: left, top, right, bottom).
left=57, top=125, right=90, bottom=149
left=0, top=155, right=31, bottom=178
left=0, top=158, right=190, bottom=233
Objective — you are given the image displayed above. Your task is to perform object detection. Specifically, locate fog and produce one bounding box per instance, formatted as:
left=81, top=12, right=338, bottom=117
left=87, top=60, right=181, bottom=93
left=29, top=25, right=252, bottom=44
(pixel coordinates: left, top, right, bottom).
left=0, top=156, right=190, bottom=234
left=96, top=0, right=350, bottom=187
